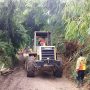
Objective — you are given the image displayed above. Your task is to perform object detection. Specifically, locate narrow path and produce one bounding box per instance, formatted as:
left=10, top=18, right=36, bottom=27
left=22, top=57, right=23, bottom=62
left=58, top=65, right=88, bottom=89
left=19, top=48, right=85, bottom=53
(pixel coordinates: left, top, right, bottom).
left=0, top=68, right=84, bottom=90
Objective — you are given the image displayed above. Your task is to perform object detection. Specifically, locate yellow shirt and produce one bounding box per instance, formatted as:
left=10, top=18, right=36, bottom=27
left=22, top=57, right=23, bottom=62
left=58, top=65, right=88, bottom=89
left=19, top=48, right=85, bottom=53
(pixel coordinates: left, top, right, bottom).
left=76, top=56, right=87, bottom=70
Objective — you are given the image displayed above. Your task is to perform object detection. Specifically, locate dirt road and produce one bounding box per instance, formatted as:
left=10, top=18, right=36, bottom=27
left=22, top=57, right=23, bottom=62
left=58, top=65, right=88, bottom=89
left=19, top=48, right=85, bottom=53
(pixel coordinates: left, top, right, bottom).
left=0, top=68, right=85, bottom=90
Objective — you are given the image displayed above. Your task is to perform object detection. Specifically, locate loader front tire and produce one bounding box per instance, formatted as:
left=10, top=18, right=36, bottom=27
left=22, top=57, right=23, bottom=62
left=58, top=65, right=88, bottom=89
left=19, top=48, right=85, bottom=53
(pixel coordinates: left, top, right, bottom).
left=53, top=66, right=63, bottom=78
left=26, top=58, right=35, bottom=77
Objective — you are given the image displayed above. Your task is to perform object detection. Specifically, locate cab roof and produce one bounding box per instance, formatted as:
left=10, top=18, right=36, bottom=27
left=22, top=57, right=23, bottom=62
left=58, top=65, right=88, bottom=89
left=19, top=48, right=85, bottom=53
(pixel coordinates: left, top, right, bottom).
left=35, top=31, right=51, bottom=37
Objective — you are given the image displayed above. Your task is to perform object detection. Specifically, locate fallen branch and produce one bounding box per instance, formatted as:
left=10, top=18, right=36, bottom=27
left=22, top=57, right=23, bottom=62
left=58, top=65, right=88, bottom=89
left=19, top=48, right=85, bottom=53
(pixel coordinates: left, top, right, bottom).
left=0, top=64, right=13, bottom=76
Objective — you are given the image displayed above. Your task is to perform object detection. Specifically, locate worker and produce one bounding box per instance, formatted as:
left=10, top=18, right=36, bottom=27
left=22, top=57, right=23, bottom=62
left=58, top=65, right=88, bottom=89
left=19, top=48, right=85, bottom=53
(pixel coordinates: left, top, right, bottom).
left=75, top=52, right=87, bottom=88
left=38, top=37, right=46, bottom=46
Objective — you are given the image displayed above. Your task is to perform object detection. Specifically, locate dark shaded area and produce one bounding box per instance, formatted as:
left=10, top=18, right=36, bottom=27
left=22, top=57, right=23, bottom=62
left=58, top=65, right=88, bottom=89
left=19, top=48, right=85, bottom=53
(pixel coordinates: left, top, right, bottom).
left=0, top=19, right=6, bottom=30
left=23, top=9, right=45, bottom=38
left=64, top=41, right=78, bottom=57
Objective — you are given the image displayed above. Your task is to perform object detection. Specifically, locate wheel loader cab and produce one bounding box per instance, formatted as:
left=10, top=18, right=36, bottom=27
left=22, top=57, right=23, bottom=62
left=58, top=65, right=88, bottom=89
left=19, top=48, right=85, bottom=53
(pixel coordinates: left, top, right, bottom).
left=33, top=31, right=56, bottom=61
left=34, top=31, right=51, bottom=51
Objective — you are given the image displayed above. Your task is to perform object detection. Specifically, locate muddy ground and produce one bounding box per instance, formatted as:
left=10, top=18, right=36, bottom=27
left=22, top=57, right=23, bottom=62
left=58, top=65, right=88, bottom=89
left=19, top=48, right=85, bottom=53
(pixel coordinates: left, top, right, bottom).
left=0, top=68, right=85, bottom=90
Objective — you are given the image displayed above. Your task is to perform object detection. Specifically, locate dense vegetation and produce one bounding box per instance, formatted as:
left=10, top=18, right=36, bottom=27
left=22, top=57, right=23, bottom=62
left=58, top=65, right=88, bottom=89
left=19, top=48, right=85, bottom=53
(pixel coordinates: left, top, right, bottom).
left=0, top=0, right=90, bottom=87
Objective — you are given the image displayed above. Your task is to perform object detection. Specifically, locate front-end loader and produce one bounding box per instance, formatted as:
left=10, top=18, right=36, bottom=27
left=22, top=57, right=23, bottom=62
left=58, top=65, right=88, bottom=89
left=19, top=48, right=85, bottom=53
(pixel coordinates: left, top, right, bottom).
left=25, top=31, right=63, bottom=77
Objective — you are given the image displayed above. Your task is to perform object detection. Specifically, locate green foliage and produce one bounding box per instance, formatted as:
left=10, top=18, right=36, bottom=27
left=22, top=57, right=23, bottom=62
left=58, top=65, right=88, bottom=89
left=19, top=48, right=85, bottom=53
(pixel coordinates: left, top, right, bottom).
left=0, top=56, right=12, bottom=68
left=0, top=31, right=8, bottom=42
left=0, top=42, right=14, bottom=56
left=63, top=0, right=90, bottom=44
left=0, top=42, right=14, bottom=68
left=65, top=20, right=78, bottom=40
